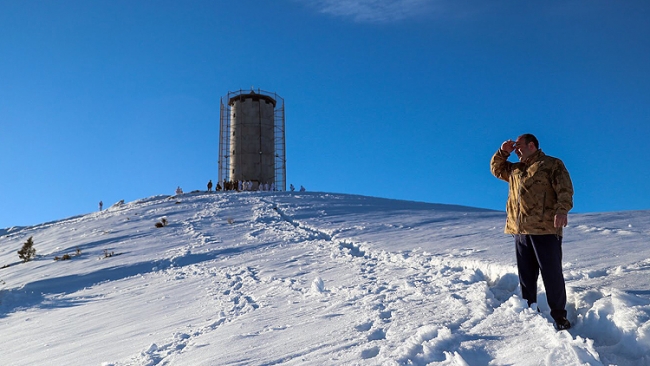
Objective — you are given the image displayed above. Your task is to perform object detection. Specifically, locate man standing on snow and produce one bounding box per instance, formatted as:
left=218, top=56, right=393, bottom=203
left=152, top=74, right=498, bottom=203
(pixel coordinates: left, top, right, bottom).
left=207, top=180, right=213, bottom=192
left=491, top=133, right=574, bottom=330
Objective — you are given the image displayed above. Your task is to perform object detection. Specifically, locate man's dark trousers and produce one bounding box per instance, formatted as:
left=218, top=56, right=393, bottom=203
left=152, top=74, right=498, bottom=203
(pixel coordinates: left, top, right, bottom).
left=515, top=234, right=567, bottom=321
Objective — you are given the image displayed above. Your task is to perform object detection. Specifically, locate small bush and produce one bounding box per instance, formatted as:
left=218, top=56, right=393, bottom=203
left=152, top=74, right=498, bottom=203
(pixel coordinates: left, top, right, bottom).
left=155, top=217, right=168, bottom=228
left=54, top=248, right=81, bottom=261
left=54, top=254, right=72, bottom=261
left=104, top=250, right=115, bottom=258
left=18, top=236, right=36, bottom=263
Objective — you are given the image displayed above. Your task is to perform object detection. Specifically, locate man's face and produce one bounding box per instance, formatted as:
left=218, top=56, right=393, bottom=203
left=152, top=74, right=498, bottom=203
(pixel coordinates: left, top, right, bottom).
left=514, top=136, right=535, bottom=161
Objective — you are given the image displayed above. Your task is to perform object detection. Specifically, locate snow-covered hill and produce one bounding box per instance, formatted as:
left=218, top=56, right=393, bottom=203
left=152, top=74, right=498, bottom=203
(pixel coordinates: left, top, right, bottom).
left=1, top=192, right=649, bottom=365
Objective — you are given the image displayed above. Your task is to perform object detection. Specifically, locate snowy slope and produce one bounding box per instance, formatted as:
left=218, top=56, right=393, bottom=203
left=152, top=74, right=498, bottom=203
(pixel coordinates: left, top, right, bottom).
left=1, top=192, right=649, bottom=365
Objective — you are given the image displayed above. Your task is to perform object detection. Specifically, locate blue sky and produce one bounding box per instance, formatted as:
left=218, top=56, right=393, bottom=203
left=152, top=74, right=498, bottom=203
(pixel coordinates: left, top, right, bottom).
left=1, top=0, right=649, bottom=228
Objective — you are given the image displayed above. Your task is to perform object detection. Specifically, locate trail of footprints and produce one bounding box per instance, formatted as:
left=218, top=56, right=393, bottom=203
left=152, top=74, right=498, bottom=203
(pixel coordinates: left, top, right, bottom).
left=114, top=265, right=261, bottom=366
left=116, top=197, right=522, bottom=365
left=262, top=198, right=513, bottom=362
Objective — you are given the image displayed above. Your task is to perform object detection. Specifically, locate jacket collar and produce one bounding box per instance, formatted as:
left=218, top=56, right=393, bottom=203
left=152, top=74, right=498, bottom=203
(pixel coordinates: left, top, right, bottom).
left=522, top=149, right=545, bottom=165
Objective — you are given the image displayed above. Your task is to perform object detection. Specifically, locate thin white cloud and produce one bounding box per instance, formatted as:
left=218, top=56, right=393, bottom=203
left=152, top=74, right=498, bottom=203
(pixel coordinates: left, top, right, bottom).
left=299, top=1, right=617, bottom=24
left=303, top=0, right=435, bottom=23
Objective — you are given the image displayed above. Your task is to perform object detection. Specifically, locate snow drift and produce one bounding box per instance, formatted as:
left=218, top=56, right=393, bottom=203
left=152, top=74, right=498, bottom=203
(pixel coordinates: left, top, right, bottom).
left=1, top=191, right=649, bottom=365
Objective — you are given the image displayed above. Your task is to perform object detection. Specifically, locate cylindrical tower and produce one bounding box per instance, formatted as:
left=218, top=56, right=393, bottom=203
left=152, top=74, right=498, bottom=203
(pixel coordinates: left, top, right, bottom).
left=219, top=89, right=286, bottom=191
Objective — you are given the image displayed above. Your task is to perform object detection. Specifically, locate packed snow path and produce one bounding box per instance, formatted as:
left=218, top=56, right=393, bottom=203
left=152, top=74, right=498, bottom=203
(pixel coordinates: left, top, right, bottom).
left=1, top=192, right=649, bottom=365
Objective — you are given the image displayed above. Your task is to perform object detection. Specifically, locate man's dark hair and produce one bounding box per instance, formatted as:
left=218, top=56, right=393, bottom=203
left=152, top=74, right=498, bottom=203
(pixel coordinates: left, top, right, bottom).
left=520, top=134, right=539, bottom=149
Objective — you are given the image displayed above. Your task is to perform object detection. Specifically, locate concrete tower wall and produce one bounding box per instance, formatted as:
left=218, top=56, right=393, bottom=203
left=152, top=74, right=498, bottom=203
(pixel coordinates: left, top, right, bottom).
left=229, top=94, right=275, bottom=186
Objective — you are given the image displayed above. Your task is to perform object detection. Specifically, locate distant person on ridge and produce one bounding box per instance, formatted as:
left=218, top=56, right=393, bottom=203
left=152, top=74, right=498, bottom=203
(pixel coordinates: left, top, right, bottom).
left=99, top=201, right=103, bottom=211
left=290, top=184, right=295, bottom=192
left=175, top=186, right=183, bottom=195
left=207, top=180, right=213, bottom=192
left=300, top=185, right=305, bottom=192
left=490, top=133, right=574, bottom=331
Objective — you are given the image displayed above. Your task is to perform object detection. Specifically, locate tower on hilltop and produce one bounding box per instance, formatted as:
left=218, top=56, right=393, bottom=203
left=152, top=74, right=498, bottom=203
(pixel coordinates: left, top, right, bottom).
left=219, top=89, right=286, bottom=191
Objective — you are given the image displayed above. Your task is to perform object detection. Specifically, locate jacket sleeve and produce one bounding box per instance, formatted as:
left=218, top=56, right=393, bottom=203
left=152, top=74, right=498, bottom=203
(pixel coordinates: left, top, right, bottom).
left=490, top=149, right=513, bottom=182
left=552, top=160, right=574, bottom=215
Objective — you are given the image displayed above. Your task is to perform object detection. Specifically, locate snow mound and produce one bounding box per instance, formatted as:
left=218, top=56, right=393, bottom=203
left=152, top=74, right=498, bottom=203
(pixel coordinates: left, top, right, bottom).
left=1, top=191, right=650, bottom=365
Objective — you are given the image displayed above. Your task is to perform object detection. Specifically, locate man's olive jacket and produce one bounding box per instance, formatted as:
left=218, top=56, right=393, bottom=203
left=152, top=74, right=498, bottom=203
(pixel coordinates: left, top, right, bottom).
left=490, top=149, right=574, bottom=236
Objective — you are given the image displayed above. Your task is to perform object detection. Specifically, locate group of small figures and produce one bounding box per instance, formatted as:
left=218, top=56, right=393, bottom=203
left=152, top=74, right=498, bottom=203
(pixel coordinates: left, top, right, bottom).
left=205, top=180, right=287, bottom=192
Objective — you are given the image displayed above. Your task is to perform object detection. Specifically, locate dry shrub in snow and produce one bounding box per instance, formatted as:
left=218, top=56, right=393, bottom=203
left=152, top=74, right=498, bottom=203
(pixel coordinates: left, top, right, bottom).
left=155, top=217, right=168, bottom=228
